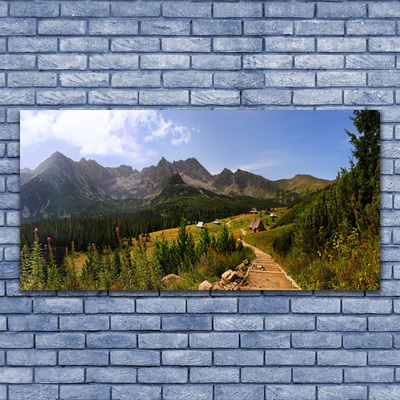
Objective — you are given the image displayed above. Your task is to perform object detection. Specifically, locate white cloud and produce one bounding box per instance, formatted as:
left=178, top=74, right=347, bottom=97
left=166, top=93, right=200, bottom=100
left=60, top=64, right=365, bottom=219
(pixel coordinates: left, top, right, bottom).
left=20, top=110, right=193, bottom=161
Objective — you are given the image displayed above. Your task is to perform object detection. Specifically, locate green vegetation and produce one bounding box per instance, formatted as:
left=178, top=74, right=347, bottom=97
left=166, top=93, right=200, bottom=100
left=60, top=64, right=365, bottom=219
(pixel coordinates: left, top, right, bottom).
left=246, top=111, right=380, bottom=290
left=20, top=218, right=254, bottom=290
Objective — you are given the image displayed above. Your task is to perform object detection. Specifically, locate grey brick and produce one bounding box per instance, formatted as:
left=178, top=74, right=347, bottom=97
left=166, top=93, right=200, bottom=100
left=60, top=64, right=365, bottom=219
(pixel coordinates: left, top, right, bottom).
left=35, top=367, right=84, bottom=383
left=39, top=20, right=86, bottom=35
left=343, top=299, right=391, bottom=314
left=62, top=2, right=110, bottom=17
left=38, top=55, right=87, bottom=70
left=8, top=315, right=57, bottom=331
left=141, top=55, right=189, bottom=70
left=37, top=90, right=86, bottom=105
left=7, top=349, right=56, bottom=366
left=215, top=385, right=264, bottom=400
left=318, top=385, right=367, bottom=400
left=317, top=316, right=366, bottom=331
left=265, top=350, right=315, bottom=366
left=264, top=3, right=314, bottom=18
left=318, top=350, right=366, bottom=366
left=370, top=386, right=400, bottom=400
left=162, top=350, right=211, bottom=366
left=0, top=19, right=36, bottom=36
left=344, top=90, right=393, bottom=105
left=112, top=38, right=160, bottom=52
left=295, top=20, right=344, bottom=36
left=9, top=37, right=57, bottom=53
left=370, top=38, right=400, bottom=53
left=345, top=367, right=393, bottom=383
left=192, top=55, right=241, bottom=70
left=141, top=21, right=189, bottom=36
left=318, top=72, right=366, bottom=87
left=90, top=54, right=138, bottom=70
left=214, top=315, right=263, bottom=331
left=0, top=367, right=32, bottom=383
left=111, top=315, right=160, bottom=330
left=369, top=350, right=400, bottom=366
left=163, top=2, right=210, bottom=18
left=112, top=2, right=159, bottom=17
left=162, top=315, right=211, bottom=331
left=242, top=367, right=291, bottom=383
left=139, top=333, right=187, bottom=349
left=292, top=332, right=341, bottom=349
left=214, top=350, right=264, bottom=366
left=60, top=315, right=109, bottom=331
left=318, top=38, right=366, bottom=53
left=292, top=298, right=341, bottom=313
left=294, top=89, right=342, bottom=105
left=60, top=385, right=110, bottom=400
left=214, top=38, right=262, bottom=53
left=0, top=55, right=35, bottom=70
left=189, top=333, right=239, bottom=348
left=0, top=297, right=31, bottom=313
left=370, top=71, right=400, bottom=87
left=89, top=89, right=138, bottom=105
left=265, top=386, right=316, bottom=400
left=87, top=332, right=136, bottom=349
left=346, top=55, right=395, bottom=69
left=265, top=315, right=314, bottom=331
left=369, top=316, right=400, bottom=331
left=293, top=367, right=342, bottom=383
left=86, top=367, right=136, bottom=383
left=190, top=367, right=239, bottom=383
left=241, top=332, right=290, bottom=349
left=240, top=297, right=289, bottom=313
left=381, top=125, right=395, bottom=140
left=244, top=21, right=292, bottom=36
left=0, top=333, right=33, bottom=348
left=60, top=38, right=108, bottom=53
left=60, top=72, right=109, bottom=87
left=187, top=298, right=237, bottom=313
left=370, top=3, right=400, bottom=18
left=347, top=20, right=395, bottom=36
left=266, top=72, right=315, bottom=88
left=110, top=350, right=159, bottom=366
left=163, top=71, right=211, bottom=88
left=89, top=19, right=138, bottom=35
left=9, top=385, right=58, bottom=400
left=0, top=160, right=19, bottom=174
left=162, top=38, right=210, bottom=53
left=59, top=350, right=109, bottom=366
left=193, top=20, right=241, bottom=36
left=112, top=385, right=161, bottom=400
left=214, top=3, right=262, bottom=18
left=33, top=298, right=83, bottom=314
left=191, top=90, right=239, bottom=106
left=85, top=298, right=135, bottom=313
left=11, top=2, right=59, bottom=17
left=0, top=3, right=6, bottom=17
left=139, top=90, right=188, bottom=105
left=295, top=55, right=344, bottom=69
left=343, top=333, right=392, bottom=349
left=264, top=37, right=314, bottom=52
left=317, top=3, right=366, bottom=19
left=6, top=176, right=19, bottom=192
left=138, top=367, right=187, bottom=383
left=242, top=89, right=291, bottom=105
left=8, top=72, right=57, bottom=88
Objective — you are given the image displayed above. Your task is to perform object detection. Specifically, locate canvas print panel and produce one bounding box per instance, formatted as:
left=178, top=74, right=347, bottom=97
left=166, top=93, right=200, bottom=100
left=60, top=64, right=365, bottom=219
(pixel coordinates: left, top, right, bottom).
left=20, top=110, right=380, bottom=290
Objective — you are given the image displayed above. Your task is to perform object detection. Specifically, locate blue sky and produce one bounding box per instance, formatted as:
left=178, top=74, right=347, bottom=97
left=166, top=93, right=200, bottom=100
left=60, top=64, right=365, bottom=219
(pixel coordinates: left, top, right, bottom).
left=21, top=110, right=358, bottom=180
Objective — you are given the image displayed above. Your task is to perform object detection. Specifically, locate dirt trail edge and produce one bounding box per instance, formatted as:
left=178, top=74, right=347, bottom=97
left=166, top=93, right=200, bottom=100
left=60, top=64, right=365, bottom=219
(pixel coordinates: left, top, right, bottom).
left=238, top=228, right=301, bottom=290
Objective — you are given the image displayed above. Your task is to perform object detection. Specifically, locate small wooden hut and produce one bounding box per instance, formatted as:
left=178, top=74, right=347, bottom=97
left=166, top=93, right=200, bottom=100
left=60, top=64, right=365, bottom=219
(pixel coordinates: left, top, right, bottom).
left=196, top=221, right=205, bottom=229
left=249, top=218, right=266, bottom=233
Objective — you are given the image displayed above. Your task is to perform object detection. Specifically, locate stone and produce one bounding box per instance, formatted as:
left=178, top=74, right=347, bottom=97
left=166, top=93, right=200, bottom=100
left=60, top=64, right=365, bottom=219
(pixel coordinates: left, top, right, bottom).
left=221, top=270, right=238, bottom=283
left=199, top=280, right=212, bottom=290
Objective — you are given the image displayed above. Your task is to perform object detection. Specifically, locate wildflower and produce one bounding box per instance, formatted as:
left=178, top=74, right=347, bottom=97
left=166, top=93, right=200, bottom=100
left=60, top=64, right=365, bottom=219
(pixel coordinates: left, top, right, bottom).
left=112, top=285, right=116, bottom=290
left=65, top=257, right=67, bottom=261
left=47, top=237, right=51, bottom=242
left=139, top=235, right=142, bottom=239
left=34, top=241, right=36, bottom=245
left=34, top=228, right=38, bottom=233
left=115, top=227, right=119, bottom=233
left=20, top=251, right=23, bottom=256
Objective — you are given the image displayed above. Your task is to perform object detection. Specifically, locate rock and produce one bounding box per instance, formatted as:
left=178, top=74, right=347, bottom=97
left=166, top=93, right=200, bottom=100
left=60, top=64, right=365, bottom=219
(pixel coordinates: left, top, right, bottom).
left=161, top=274, right=181, bottom=285
left=221, top=270, right=238, bottom=283
left=199, top=280, right=212, bottom=290
left=212, top=284, right=221, bottom=290
left=243, top=259, right=249, bottom=265
left=235, top=263, right=246, bottom=271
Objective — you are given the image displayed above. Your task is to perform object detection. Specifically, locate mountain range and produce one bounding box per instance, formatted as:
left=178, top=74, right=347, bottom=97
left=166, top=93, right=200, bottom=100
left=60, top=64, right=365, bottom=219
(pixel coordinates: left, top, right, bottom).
left=21, top=152, right=333, bottom=222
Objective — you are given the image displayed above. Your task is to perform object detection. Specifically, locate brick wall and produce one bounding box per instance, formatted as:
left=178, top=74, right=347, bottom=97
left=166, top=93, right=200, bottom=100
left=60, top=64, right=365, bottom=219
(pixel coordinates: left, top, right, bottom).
left=1, top=1, right=399, bottom=399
